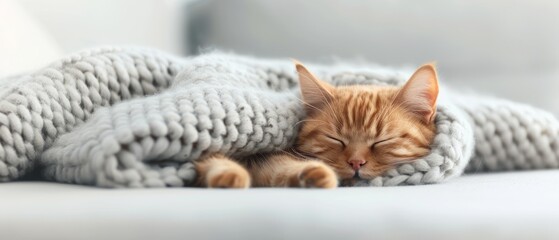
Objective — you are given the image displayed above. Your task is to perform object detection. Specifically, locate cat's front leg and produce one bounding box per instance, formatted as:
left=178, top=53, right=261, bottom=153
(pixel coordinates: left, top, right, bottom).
left=249, top=154, right=338, bottom=188
left=195, top=154, right=251, bottom=188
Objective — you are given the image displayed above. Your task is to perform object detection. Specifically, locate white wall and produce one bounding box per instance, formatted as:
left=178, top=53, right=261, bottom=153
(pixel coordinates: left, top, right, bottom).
left=189, top=0, right=559, bottom=115
left=5, top=0, right=559, bottom=115
left=0, top=0, right=62, bottom=76
left=17, top=0, right=193, bottom=54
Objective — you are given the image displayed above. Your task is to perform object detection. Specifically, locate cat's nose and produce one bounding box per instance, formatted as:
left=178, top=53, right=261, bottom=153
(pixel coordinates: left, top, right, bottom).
left=348, top=159, right=366, bottom=171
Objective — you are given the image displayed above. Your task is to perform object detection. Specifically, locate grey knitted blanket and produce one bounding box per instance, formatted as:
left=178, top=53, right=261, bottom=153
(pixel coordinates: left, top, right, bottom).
left=1, top=47, right=558, bottom=187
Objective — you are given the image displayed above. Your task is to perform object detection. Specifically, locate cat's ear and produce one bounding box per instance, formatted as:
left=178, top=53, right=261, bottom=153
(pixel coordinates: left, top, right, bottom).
left=294, top=60, right=334, bottom=112
left=395, top=63, right=439, bottom=123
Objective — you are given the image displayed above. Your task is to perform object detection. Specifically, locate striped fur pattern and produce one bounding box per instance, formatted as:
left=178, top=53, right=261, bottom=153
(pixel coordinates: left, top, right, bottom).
left=293, top=62, right=439, bottom=184
left=195, top=62, right=439, bottom=188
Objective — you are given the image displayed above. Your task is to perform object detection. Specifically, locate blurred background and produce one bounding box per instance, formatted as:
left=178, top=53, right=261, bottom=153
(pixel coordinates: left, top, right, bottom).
left=1, top=0, right=558, bottom=114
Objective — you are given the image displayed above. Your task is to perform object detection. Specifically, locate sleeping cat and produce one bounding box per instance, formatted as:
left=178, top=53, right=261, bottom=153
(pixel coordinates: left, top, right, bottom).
left=194, top=61, right=439, bottom=188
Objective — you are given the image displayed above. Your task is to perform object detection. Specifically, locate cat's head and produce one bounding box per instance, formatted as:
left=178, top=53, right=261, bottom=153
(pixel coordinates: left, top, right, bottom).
left=294, top=62, right=439, bottom=181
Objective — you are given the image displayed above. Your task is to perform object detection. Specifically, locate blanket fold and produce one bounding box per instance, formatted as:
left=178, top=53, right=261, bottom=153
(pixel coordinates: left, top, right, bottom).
left=1, top=47, right=558, bottom=187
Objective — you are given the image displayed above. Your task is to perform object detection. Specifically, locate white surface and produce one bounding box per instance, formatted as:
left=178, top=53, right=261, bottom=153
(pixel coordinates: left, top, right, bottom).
left=0, top=0, right=62, bottom=78
left=2, top=170, right=559, bottom=240
left=17, top=0, right=193, bottom=54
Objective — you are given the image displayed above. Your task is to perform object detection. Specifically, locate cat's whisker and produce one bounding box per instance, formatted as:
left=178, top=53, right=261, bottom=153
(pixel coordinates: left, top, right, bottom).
left=297, top=73, right=342, bottom=126
left=293, top=94, right=330, bottom=117
left=278, top=149, right=307, bottom=159
left=297, top=91, right=342, bottom=130
left=294, top=119, right=329, bottom=126
left=325, top=97, right=342, bottom=128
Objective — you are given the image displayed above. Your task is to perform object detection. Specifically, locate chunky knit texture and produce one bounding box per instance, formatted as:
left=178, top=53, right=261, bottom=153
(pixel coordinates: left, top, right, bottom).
left=0, top=47, right=558, bottom=187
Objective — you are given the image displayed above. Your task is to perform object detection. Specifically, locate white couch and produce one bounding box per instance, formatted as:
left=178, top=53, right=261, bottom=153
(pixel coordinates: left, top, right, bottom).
left=3, top=170, right=559, bottom=240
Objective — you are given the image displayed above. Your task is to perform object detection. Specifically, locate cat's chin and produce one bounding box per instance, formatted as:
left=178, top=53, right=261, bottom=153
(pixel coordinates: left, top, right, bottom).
left=333, top=170, right=356, bottom=180
left=340, top=178, right=357, bottom=186
left=339, top=177, right=371, bottom=186
left=333, top=168, right=376, bottom=180
left=355, top=172, right=378, bottom=180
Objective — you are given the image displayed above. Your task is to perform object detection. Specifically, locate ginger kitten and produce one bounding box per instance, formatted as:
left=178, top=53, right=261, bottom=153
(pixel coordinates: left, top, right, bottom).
left=195, top=62, right=439, bottom=188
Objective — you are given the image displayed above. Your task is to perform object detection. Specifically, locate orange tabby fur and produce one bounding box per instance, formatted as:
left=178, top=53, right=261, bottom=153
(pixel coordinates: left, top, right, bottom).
left=195, top=62, right=439, bottom=189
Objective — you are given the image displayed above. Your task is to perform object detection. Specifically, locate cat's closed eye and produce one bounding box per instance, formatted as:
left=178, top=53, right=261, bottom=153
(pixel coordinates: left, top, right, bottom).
left=325, top=135, right=346, bottom=148
left=370, top=137, right=395, bottom=149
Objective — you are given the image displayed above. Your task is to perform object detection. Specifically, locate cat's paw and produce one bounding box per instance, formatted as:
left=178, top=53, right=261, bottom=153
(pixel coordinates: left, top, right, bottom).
left=297, top=164, right=338, bottom=189
left=207, top=167, right=251, bottom=189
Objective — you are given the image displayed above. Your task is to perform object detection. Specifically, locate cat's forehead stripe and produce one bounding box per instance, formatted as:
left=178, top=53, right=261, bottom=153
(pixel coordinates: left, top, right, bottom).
left=339, top=91, right=381, bottom=133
